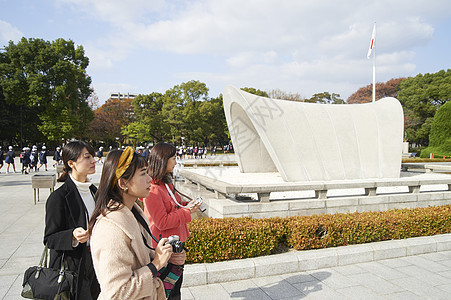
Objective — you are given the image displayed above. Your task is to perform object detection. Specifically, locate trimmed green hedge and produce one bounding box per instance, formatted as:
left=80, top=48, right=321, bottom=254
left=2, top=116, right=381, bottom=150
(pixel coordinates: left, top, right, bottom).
left=402, top=158, right=451, bottom=162
left=185, top=205, right=451, bottom=263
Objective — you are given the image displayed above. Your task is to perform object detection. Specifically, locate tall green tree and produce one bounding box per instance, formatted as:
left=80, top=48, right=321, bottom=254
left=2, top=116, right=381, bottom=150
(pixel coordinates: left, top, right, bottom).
left=163, top=80, right=209, bottom=145
left=306, top=92, right=344, bottom=104
left=420, top=101, right=451, bottom=157
left=397, top=69, right=451, bottom=145
left=122, top=92, right=170, bottom=144
left=0, top=37, right=93, bottom=141
left=241, top=87, right=268, bottom=97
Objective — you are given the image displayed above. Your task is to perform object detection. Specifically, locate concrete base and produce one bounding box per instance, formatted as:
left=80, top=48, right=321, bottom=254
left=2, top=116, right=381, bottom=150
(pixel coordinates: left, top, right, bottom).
left=176, top=167, right=451, bottom=219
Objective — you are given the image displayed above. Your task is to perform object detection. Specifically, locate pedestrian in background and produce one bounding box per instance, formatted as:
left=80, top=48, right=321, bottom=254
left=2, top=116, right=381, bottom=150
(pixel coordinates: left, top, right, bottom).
left=5, top=146, right=16, bottom=173
left=38, top=145, right=49, bottom=171
left=95, top=147, right=103, bottom=164
left=53, top=146, right=62, bottom=167
left=0, top=146, right=4, bottom=173
left=20, top=147, right=30, bottom=174
left=30, top=146, right=38, bottom=172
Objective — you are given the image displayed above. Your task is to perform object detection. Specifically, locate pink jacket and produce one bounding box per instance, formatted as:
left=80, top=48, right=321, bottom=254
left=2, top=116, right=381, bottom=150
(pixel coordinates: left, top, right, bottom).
left=90, top=202, right=165, bottom=300
left=143, top=181, right=191, bottom=248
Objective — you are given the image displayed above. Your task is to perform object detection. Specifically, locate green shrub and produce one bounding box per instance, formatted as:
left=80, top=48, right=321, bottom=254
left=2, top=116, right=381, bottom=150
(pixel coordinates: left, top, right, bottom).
left=421, top=141, right=451, bottom=158
left=429, top=101, right=451, bottom=147
left=185, top=217, right=286, bottom=263
left=185, top=205, right=451, bottom=263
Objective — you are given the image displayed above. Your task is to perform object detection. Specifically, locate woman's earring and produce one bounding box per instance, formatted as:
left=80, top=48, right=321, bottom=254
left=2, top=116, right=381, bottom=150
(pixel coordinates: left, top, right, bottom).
left=124, top=187, right=128, bottom=193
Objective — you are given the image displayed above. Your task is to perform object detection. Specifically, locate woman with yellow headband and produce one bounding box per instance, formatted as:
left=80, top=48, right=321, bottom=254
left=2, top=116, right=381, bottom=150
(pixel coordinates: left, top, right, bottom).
left=88, top=147, right=173, bottom=299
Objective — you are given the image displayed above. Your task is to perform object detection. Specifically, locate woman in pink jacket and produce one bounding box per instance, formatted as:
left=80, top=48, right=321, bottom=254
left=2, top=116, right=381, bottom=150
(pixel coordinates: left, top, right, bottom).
left=144, top=142, right=201, bottom=300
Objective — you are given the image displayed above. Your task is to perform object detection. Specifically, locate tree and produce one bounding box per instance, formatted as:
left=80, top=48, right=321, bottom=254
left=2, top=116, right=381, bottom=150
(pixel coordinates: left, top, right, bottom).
left=196, top=95, right=229, bottom=146
left=398, top=69, right=451, bottom=145
left=347, top=78, right=406, bottom=104
left=0, top=37, right=93, bottom=141
left=267, top=88, right=305, bottom=101
left=240, top=87, right=268, bottom=97
left=88, top=97, right=134, bottom=144
left=421, top=101, right=451, bottom=157
left=306, top=92, right=345, bottom=104
left=429, top=101, right=451, bottom=146
left=163, top=80, right=209, bottom=145
left=122, top=92, right=170, bottom=144
left=0, top=85, right=44, bottom=146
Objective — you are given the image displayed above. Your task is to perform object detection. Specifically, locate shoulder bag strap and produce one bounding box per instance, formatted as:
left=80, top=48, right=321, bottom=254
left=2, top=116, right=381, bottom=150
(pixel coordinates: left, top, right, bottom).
left=131, top=207, right=160, bottom=245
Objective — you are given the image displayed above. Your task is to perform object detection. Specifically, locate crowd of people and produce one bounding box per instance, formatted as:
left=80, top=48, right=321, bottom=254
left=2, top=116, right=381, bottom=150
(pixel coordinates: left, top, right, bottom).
left=43, top=140, right=202, bottom=299
left=0, top=145, right=62, bottom=174
left=1, top=143, right=233, bottom=176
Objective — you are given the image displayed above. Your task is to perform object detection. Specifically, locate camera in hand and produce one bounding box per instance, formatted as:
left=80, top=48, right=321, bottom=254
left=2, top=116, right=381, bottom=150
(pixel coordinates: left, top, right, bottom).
left=165, top=235, right=187, bottom=253
left=195, top=197, right=207, bottom=212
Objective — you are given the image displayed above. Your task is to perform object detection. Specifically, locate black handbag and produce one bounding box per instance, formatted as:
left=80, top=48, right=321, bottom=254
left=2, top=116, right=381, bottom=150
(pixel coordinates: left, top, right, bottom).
left=21, top=244, right=77, bottom=300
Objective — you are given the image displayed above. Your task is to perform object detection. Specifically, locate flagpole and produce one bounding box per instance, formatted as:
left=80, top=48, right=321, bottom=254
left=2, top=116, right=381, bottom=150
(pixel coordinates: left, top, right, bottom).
left=372, top=24, right=376, bottom=103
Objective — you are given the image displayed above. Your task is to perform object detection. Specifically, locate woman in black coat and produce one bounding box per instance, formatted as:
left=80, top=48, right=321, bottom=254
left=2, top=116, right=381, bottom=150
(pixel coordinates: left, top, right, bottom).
left=44, top=141, right=100, bottom=300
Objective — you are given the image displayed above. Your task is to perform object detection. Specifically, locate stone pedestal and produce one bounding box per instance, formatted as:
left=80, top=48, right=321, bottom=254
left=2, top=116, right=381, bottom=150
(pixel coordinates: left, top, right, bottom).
left=32, top=174, right=56, bottom=204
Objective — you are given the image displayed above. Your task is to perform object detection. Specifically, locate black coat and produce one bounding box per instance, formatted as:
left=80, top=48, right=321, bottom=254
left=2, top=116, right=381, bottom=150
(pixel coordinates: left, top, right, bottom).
left=44, top=177, right=99, bottom=300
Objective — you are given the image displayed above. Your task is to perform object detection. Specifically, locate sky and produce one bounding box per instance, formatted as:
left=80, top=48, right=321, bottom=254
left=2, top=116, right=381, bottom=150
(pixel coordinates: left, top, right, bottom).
left=1, top=0, right=451, bottom=105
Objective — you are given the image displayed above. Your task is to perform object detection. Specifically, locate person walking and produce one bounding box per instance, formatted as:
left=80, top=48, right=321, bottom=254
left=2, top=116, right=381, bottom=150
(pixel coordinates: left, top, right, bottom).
left=29, top=146, right=38, bottom=172
left=95, top=147, right=103, bottom=164
left=0, top=146, right=4, bottom=173
left=20, top=147, right=31, bottom=174
left=5, top=146, right=16, bottom=173
left=143, top=142, right=202, bottom=300
left=38, top=145, right=49, bottom=171
left=44, top=141, right=100, bottom=300
left=89, top=147, right=176, bottom=300
left=53, top=146, right=62, bottom=167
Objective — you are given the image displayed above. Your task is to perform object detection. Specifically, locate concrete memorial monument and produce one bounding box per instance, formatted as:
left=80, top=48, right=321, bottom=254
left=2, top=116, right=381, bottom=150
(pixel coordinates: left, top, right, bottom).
left=223, top=86, right=404, bottom=182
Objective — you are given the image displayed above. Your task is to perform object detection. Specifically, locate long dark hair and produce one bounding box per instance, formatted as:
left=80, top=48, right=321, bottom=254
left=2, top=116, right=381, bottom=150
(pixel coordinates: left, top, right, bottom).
left=148, top=142, right=176, bottom=184
left=88, top=149, right=147, bottom=235
left=58, top=141, right=95, bottom=182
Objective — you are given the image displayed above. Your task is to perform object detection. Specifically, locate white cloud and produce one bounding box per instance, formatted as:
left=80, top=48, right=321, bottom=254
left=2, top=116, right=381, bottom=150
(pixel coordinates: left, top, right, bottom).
left=49, top=0, right=451, bottom=100
left=0, top=20, right=23, bottom=44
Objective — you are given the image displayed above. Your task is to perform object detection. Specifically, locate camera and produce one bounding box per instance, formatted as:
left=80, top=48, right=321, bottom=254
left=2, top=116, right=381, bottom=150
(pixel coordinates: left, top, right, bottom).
left=165, top=235, right=186, bottom=253
left=194, top=197, right=207, bottom=212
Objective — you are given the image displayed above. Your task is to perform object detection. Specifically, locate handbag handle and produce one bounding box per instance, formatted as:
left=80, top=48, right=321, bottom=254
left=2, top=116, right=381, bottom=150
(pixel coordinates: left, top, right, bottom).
left=35, top=244, right=49, bottom=279
left=38, top=244, right=48, bottom=268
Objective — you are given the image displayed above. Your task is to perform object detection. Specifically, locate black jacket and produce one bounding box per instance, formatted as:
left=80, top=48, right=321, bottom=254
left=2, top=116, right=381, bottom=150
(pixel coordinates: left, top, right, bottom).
left=44, top=177, right=99, bottom=299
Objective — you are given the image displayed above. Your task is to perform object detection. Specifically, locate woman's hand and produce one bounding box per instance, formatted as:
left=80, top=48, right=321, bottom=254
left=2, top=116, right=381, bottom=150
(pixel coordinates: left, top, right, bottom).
left=72, top=227, right=90, bottom=243
left=152, top=238, right=173, bottom=270
left=169, top=250, right=186, bottom=265
left=187, top=199, right=201, bottom=213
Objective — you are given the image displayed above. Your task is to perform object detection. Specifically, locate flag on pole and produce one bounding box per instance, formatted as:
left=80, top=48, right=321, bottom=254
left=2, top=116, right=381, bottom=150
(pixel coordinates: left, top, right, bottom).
left=367, top=23, right=376, bottom=59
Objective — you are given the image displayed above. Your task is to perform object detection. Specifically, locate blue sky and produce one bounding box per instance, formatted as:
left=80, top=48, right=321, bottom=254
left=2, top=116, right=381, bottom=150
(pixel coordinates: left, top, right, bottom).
left=1, top=0, right=450, bottom=106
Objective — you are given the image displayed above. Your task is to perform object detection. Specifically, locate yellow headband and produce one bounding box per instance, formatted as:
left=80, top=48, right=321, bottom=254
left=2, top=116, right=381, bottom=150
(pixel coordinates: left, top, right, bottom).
left=114, top=146, right=135, bottom=187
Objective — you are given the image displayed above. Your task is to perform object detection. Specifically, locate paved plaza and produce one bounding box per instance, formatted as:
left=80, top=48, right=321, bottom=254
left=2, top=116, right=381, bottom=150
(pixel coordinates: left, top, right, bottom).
left=0, top=157, right=450, bottom=299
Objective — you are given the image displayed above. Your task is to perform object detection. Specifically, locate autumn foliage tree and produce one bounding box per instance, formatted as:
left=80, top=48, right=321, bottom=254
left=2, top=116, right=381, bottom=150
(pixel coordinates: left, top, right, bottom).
left=347, top=78, right=406, bottom=104
left=88, top=97, right=134, bottom=144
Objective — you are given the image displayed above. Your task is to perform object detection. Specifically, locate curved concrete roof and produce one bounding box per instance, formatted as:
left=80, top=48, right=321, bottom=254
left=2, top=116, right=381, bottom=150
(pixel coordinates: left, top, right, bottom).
left=223, top=86, right=404, bottom=182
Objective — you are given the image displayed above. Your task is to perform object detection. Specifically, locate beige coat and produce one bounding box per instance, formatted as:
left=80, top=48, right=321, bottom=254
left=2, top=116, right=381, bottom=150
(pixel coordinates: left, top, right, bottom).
left=90, top=202, right=166, bottom=300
